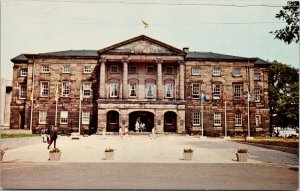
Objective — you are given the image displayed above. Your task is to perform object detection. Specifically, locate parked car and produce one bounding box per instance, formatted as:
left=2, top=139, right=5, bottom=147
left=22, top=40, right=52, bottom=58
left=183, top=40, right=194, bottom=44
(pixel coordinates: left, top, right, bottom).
left=272, top=127, right=299, bottom=138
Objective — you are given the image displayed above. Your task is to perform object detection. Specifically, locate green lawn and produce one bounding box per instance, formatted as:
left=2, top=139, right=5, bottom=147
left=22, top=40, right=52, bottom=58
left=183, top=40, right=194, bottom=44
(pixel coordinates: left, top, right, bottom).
left=232, top=137, right=299, bottom=148
left=0, top=133, right=40, bottom=139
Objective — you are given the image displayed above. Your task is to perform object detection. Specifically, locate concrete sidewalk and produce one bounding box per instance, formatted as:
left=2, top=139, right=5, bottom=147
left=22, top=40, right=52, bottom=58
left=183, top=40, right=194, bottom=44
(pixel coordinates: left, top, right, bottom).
left=1, top=135, right=298, bottom=166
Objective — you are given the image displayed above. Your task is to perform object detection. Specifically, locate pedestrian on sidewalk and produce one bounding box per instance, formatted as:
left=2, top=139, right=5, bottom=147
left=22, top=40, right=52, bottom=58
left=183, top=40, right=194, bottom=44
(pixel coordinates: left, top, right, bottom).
left=48, top=126, right=58, bottom=149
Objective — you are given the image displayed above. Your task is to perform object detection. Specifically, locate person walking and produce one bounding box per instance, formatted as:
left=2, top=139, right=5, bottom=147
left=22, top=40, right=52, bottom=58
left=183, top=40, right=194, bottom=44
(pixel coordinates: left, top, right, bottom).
left=135, top=119, right=140, bottom=132
left=48, top=126, right=58, bottom=149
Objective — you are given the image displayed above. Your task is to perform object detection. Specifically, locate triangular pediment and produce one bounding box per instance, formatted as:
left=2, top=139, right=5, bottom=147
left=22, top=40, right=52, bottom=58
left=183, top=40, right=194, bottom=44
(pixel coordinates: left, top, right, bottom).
left=98, top=35, right=186, bottom=56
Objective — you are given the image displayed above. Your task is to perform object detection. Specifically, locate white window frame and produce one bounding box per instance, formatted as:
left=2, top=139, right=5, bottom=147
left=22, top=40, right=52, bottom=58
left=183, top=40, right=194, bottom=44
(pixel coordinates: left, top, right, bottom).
left=110, top=65, right=119, bottom=74
left=192, top=67, right=200, bottom=76
left=83, top=66, right=92, bottom=73
left=255, top=115, right=262, bottom=127
left=82, top=112, right=90, bottom=125
left=165, top=66, right=174, bottom=75
left=110, top=83, right=119, bottom=97
left=213, top=84, right=221, bottom=99
left=146, top=83, right=154, bottom=98
left=165, top=83, right=174, bottom=98
left=129, top=83, right=137, bottom=97
left=83, top=82, right=91, bottom=98
left=214, top=113, right=221, bottom=126
left=233, top=68, right=241, bottom=76
left=235, top=113, right=242, bottom=127
left=62, top=65, right=70, bottom=73
left=62, top=81, right=70, bottom=97
left=41, top=65, right=50, bottom=73
left=213, top=68, right=220, bottom=76
left=20, top=69, right=28, bottom=77
left=40, top=81, right=49, bottom=97
left=254, top=88, right=260, bottom=102
left=233, top=84, right=242, bottom=100
left=39, top=111, right=47, bottom=124
left=254, top=73, right=261, bottom=80
left=192, top=83, right=200, bottom=99
left=60, top=111, right=68, bottom=124
left=146, top=66, right=154, bottom=74
left=193, top=112, right=200, bottom=125
left=19, top=85, right=27, bottom=99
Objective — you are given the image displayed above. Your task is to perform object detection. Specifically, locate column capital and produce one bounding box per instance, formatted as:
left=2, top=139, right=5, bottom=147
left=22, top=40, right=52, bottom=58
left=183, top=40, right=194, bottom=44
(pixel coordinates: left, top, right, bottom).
left=156, top=57, right=163, bottom=64
left=178, top=60, right=185, bottom=65
left=122, top=56, right=129, bottom=63
left=99, top=57, right=106, bottom=63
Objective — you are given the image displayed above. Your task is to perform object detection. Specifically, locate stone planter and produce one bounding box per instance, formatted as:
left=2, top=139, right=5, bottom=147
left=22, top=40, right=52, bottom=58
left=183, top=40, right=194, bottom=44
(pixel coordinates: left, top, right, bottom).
left=49, top=152, right=62, bottom=161
left=183, top=152, right=193, bottom=160
left=104, top=152, right=114, bottom=160
left=236, top=153, right=248, bottom=162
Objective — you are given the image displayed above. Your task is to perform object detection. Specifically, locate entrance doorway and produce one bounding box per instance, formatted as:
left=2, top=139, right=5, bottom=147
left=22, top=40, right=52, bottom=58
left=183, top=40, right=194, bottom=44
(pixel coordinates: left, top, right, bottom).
left=129, top=111, right=154, bottom=132
left=164, top=111, right=177, bottom=132
left=19, top=112, right=25, bottom=129
left=106, top=110, right=119, bottom=132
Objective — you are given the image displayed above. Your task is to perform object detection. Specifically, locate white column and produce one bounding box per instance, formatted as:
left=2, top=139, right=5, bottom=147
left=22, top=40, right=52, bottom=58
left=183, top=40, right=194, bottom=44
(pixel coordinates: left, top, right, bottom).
left=156, top=58, right=163, bottom=100
left=99, top=59, right=106, bottom=99
left=179, top=61, right=185, bottom=100
left=122, top=58, right=128, bottom=99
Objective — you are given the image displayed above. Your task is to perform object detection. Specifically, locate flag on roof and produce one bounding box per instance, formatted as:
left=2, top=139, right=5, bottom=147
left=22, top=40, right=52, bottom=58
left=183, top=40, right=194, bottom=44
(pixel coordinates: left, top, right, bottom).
left=223, top=91, right=228, bottom=101
left=247, top=91, right=251, bottom=102
left=142, top=20, right=149, bottom=28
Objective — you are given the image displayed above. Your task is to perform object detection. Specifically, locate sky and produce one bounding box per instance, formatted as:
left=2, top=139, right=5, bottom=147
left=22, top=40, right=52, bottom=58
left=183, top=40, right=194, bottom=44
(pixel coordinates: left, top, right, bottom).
left=1, top=0, right=299, bottom=80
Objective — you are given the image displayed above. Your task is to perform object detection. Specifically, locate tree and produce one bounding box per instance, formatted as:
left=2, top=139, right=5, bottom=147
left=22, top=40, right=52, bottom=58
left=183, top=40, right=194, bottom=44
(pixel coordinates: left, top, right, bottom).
left=270, top=1, right=299, bottom=44
left=268, top=61, right=299, bottom=135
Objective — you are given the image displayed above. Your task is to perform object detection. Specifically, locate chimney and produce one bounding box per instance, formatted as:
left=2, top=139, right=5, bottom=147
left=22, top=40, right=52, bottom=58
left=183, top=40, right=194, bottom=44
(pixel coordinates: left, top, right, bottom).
left=183, top=47, right=189, bottom=52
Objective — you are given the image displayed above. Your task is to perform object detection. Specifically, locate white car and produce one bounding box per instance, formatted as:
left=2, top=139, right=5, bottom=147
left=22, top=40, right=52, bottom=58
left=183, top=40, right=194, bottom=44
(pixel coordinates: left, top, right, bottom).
left=273, top=127, right=299, bottom=138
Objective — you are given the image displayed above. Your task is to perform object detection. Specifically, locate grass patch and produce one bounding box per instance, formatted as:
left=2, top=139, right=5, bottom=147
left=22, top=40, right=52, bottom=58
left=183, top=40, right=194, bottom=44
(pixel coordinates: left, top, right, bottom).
left=0, top=133, right=40, bottom=139
left=232, top=138, right=299, bottom=148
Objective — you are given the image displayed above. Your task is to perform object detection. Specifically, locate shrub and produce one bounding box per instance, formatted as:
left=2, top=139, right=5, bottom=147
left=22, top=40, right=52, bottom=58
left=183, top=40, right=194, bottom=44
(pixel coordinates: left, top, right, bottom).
left=105, top=148, right=114, bottom=152
left=49, top=148, right=61, bottom=153
left=183, top=148, right=193, bottom=153
left=237, top=149, right=248, bottom=153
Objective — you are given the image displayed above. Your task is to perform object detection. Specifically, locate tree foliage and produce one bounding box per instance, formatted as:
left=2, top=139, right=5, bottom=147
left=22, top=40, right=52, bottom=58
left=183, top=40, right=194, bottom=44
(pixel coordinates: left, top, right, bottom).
left=268, top=61, right=299, bottom=132
left=270, top=1, right=299, bottom=44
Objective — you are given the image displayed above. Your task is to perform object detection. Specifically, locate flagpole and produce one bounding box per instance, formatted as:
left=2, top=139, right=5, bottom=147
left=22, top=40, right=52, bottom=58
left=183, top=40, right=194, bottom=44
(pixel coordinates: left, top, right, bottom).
left=78, top=86, right=82, bottom=135
left=246, top=59, right=252, bottom=140
left=29, top=57, right=35, bottom=132
left=201, top=95, right=203, bottom=137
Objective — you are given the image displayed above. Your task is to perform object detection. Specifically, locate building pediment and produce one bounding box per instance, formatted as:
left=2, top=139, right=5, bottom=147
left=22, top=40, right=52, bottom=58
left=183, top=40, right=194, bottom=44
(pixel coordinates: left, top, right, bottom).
left=98, top=35, right=186, bottom=56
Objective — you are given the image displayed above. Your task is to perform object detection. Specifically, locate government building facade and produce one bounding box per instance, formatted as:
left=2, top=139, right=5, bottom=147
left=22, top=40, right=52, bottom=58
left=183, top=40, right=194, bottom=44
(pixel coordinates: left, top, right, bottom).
left=10, top=35, right=270, bottom=136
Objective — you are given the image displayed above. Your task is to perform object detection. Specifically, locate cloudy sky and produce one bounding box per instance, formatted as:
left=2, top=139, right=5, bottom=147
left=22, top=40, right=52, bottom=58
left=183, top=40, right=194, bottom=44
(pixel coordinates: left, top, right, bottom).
left=1, top=0, right=299, bottom=80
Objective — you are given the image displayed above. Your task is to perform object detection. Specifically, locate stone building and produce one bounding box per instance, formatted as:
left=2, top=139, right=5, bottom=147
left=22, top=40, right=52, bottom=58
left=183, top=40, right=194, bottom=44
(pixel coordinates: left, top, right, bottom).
left=0, top=78, right=12, bottom=129
left=10, top=35, right=270, bottom=136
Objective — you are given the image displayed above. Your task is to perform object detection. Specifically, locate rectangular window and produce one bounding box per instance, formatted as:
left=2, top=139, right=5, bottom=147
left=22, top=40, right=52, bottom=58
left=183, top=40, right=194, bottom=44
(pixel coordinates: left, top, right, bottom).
left=254, top=88, right=260, bottom=102
left=146, top=84, right=154, bottom=98
left=110, top=83, right=119, bottom=97
left=129, top=66, right=138, bottom=74
left=192, top=67, right=200, bottom=76
left=39, top=111, right=47, bottom=124
left=193, top=112, right=200, bottom=125
left=255, top=115, right=262, bottom=127
left=62, top=65, right=70, bottom=73
left=233, top=84, right=242, bottom=100
left=129, top=83, right=137, bottom=97
left=82, top=112, right=90, bottom=125
left=83, top=82, right=91, bottom=97
left=213, top=84, right=221, bottom=99
left=192, top=83, right=200, bottom=99
left=60, top=111, right=68, bottom=124
left=146, top=66, right=154, bottom=74
left=213, top=68, right=220, bottom=76
left=41, top=65, right=50, bottom=73
left=233, top=68, right=241, bottom=76
left=214, top=113, right=221, bottom=126
left=110, top=65, right=119, bottom=73
left=254, top=73, right=261, bottom=80
left=165, top=84, right=174, bottom=98
left=235, top=113, right=242, bottom=126
left=19, top=85, right=27, bottom=99
left=62, top=82, right=70, bottom=97
left=20, top=69, right=28, bottom=77
left=83, top=66, right=92, bottom=73
left=165, top=66, right=174, bottom=75
left=40, top=82, right=49, bottom=97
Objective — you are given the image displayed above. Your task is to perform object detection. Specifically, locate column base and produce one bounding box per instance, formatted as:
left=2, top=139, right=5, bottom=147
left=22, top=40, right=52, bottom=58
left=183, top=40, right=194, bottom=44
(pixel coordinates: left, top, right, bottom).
left=199, top=136, right=207, bottom=139
left=246, top=136, right=254, bottom=141
left=223, top=136, right=231, bottom=140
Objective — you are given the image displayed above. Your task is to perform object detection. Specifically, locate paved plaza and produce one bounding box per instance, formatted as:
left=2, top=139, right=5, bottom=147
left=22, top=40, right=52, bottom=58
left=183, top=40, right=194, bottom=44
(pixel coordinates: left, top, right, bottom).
left=1, top=134, right=298, bottom=165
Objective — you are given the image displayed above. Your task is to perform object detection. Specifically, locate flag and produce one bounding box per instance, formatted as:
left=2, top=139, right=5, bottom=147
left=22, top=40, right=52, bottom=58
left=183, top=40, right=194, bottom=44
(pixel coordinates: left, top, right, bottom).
left=247, top=91, right=251, bottom=102
left=29, top=92, right=33, bottom=101
left=223, top=91, right=228, bottom=101
left=80, top=87, right=83, bottom=101
left=142, top=20, right=149, bottom=28
left=55, top=85, right=59, bottom=101
left=201, top=93, right=207, bottom=102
